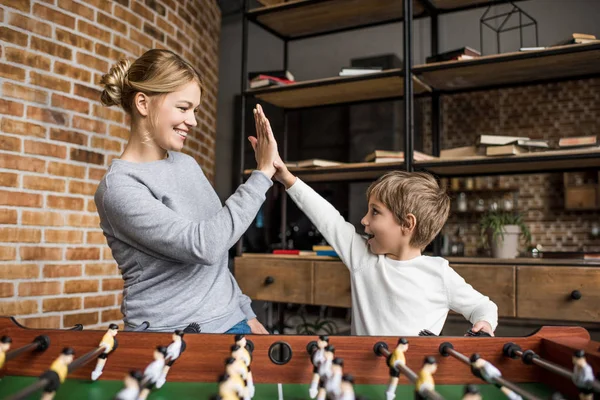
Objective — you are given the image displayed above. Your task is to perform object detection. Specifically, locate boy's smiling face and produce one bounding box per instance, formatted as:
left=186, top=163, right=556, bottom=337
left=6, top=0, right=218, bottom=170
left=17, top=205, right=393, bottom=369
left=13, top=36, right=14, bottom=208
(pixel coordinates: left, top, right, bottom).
left=361, top=196, right=407, bottom=256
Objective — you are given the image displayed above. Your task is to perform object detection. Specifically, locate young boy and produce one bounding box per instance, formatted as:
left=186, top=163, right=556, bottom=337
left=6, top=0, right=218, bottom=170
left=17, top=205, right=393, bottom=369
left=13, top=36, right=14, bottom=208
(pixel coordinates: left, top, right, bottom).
left=249, top=112, right=498, bottom=336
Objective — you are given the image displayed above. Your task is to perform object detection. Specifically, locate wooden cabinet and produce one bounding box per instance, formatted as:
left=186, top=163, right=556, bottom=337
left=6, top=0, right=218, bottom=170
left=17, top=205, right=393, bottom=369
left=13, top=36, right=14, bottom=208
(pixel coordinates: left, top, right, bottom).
left=517, top=266, right=600, bottom=322
left=451, top=265, right=516, bottom=317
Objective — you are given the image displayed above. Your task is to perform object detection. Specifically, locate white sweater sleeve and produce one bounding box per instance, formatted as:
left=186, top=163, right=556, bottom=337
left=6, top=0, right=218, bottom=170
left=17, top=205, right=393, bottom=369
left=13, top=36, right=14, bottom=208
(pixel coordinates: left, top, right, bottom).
left=286, top=179, right=376, bottom=272
left=443, top=262, right=499, bottom=331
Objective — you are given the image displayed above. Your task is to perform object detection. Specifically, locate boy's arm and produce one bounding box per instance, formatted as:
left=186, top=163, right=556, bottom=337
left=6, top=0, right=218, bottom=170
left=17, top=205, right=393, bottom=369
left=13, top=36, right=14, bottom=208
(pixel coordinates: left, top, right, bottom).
left=444, top=262, right=498, bottom=332
left=285, top=178, right=375, bottom=272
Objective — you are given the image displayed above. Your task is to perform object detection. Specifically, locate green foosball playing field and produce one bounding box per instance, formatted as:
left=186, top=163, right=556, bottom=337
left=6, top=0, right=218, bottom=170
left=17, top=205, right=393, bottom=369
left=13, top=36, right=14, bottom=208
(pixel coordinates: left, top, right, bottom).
left=0, top=376, right=556, bottom=400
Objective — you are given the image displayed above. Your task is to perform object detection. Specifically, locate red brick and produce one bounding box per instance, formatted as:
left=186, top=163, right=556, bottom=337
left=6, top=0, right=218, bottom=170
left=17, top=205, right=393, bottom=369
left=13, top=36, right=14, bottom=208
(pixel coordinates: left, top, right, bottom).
left=84, top=294, right=115, bottom=308
left=64, top=279, right=99, bottom=293
left=33, top=3, right=75, bottom=29
left=101, top=308, right=123, bottom=323
left=43, top=264, right=82, bottom=278
left=0, top=135, right=21, bottom=151
left=0, top=208, right=18, bottom=224
left=0, top=227, right=41, bottom=243
left=67, top=213, right=99, bottom=228
left=47, top=195, right=85, bottom=211
left=1, top=118, right=46, bottom=138
left=0, top=99, right=24, bottom=117
left=24, top=140, right=67, bottom=159
left=30, top=72, right=71, bottom=94
left=18, top=315, right=61, bottom=329
left=74, top=83, right=101, bottom=101
left=54, top=61, right=91, bottom=83
left=3, top=82, right=48, bottom=104
left=0, top=62, right=26, bottom=81
left=19, top=281, right=61, bottom=296
left=85, top=263, right=118, bottom=276
left=0, top=190, right=42, bottom=207
left=48, top=162, right=86, bottom=179
left=70, top=148, right=105, bottom=165
left=0, top=283, right=14, bottom=298
left=0, top=299, right=38, bottom=315
left=23, top=175, right=66, bottom=192
left=43, top=297, right=81, bottom=312
left=5, top=48, right=51, bottom=71
left=66, top=247, right=100, bottom=260
left=76, top=53, right=108, bottom=73
left=50, top=128, right=88, bottom=146
left=45, top=229, right=84, bottom=244
left=8, top=12, right=52, bottom=37
left=68, top=180, right=98, bottom=196
left=0, top=26, right=28, bottom=47
left=102, top=278, right=123, bottom=291
left=20, top=246, right=63, bottom=261
left=22, top=211, right=64, bottom=226
left=64, top=311, right=98, bottom=327
left=57, top=0, right=94, bottom=20
left=0, top=246, right=17, bottom=261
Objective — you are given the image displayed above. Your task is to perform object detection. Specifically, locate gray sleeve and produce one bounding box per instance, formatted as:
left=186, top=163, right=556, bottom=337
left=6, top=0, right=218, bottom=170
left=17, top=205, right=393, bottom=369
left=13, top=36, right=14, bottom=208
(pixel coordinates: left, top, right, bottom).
left=101, top=171, right=272, bottom=265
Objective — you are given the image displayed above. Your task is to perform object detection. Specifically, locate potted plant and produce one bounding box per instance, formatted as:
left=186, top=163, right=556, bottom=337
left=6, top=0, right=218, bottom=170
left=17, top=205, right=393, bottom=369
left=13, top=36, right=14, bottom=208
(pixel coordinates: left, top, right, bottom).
left=479, top=211, right=531, bottom=258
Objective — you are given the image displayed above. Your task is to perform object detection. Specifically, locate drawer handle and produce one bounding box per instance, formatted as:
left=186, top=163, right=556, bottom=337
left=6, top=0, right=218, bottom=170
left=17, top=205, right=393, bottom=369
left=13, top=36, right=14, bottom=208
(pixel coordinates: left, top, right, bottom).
left=570, top=290, right=582, bottom=300
left=264, top=276, right=275, bottom=285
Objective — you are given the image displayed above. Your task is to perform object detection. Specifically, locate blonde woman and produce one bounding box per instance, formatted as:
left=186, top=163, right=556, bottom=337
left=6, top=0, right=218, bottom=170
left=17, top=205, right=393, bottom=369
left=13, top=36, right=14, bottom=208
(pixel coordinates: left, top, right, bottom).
left=95, top=49, right=276, bottom=334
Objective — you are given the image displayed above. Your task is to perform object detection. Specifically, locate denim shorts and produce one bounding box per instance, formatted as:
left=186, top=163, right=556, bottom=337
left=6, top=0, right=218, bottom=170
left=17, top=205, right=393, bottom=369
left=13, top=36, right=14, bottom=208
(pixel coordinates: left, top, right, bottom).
left=225, top=319, right=251, bottom=334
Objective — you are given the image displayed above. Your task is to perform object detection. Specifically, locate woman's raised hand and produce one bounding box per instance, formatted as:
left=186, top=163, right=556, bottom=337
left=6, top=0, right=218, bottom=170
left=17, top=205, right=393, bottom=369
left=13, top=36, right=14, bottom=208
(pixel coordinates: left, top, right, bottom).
left=248, top=104, right=279, bottom=178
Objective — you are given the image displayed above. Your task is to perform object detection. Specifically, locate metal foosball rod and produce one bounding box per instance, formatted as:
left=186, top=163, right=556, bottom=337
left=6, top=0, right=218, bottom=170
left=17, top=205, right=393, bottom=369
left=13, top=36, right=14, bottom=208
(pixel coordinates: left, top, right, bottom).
left=439, top=342, right=544, bottom=400
left=374, top=341, right=445, bottom=400
left=504, top=343, right=600, bottom=394
left=3, top=335, right=50, bottom=367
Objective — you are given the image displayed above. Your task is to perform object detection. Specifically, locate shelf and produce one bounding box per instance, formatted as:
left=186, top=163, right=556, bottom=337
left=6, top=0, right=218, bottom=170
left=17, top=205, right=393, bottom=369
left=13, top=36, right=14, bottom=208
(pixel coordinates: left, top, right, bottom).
left=244, top=161, right=407, bottom=182
left=414, top=42, right=600, bottom=92
left=417, top=147, right=600, bottom=176
left=248, top=0, right=518, bottom=40
left=246, top=70, right=431, bottom=109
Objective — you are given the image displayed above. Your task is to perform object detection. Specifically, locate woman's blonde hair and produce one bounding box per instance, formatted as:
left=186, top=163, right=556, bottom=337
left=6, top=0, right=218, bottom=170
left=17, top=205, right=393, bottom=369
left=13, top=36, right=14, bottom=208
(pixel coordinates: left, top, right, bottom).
left=366, top=171, right=451, bottom=249
left=100, top=49, right=203, bottom=115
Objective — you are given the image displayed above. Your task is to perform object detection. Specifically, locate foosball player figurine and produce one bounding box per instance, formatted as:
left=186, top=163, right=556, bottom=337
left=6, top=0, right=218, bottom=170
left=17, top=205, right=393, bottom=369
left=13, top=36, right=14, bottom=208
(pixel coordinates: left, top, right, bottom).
left=234, top=334, right=255, bottom=397
left=317, top=357, right=344, bottom=400
left=385, top=337, right=409, bottom=400
left=113, top=370, right=143, bottom=400
left=39, top=347, right=75, bottom=400
left=572, top=350, right=595, bottom=400
left=0, top=335, right=12, bottom=369
left=138, top=346, right=168, bottom=400
left=339, top=374, right=356, bottom=400
left=91, top=323, right=119, bottom=380
left=415, top=356, right=438, bottom=400
left=462, top=384, right=482, bottom=400
left=470, top=353, right=502, bottom=384
left=310, top=345, right=335, bottom=399
left=156, top=330, right=186, bottom=389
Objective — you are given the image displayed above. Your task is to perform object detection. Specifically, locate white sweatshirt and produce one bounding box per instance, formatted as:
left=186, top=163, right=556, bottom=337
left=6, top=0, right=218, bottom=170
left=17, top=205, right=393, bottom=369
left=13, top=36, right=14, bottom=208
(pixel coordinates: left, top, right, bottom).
left=287, top=179, right=498, bottom=336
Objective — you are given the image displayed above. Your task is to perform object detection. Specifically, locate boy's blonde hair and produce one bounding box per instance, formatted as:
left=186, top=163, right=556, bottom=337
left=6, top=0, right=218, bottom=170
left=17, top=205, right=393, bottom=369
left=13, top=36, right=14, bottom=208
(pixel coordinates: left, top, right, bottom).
left=366, top=171, right=450, bottom=249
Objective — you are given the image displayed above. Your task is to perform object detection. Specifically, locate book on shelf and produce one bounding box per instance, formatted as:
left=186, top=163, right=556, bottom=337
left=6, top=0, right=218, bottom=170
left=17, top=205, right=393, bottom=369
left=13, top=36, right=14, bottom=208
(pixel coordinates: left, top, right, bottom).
left=558, top=135, right=598, bottom=148
left=485, top=144, right=529, bottom=156
left=339, top=67, right=383, bottom=77
left=425, top=46, right=481, bottom=64
left=477, top=134, right=530, bottom=146
left=284, top=159, right=344, bottom=168
left=249, top=74, right=294, bottom=89
left=552, top=33, right=598, bottom=46
left=364, top=150, right=436, bottom=162
left=248, top=70, right=295, bottom=81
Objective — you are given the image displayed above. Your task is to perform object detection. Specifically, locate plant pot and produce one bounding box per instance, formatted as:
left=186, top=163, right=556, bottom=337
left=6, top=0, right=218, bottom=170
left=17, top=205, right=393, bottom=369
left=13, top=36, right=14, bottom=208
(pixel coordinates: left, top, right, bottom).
left=488, top=225, right=521, bottom=258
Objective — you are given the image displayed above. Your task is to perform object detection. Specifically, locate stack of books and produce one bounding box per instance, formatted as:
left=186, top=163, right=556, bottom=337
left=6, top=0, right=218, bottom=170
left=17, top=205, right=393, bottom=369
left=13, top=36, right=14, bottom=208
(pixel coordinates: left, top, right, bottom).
left=248, top=70, right=295, bottom=89
left=364, top=150, right=437, bottom=163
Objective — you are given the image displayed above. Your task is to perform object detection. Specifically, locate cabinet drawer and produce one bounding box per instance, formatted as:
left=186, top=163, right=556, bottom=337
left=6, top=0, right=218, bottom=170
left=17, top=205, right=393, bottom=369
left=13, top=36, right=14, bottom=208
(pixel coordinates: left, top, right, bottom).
left=517, top=266, right=600, bottom=322
left=234, top=258, right=313, bottom=304
left=451, top=264, right=516, bottom=317
left=314, top=262, right=351, bottom=308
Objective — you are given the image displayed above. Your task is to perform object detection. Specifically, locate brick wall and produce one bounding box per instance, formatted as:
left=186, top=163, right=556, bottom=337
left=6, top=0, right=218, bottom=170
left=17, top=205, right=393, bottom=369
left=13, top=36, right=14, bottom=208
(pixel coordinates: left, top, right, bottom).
left=420, top=78, right=600, bottom=256
left=0, top=0, right=220, bottom=329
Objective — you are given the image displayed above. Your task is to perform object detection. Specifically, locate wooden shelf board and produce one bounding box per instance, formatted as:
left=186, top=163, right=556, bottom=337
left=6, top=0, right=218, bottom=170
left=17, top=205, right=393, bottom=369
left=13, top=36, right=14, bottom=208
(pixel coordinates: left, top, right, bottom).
left=248, top=71, right=430, bottom=109
left=418, top=147, right=600, bottom=176
left=414, top=42, right=600, bottom=91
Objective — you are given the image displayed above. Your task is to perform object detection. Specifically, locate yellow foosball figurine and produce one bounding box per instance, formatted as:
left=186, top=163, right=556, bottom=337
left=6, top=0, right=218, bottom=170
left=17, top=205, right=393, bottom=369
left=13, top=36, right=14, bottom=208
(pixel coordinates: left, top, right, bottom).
left=40, top=347, right=75, bottom=400
left=0, top=336, right=12, bottom=369
left=415, top=356, right=438, bottom=400
left=92, top=324, right=119, bottom=380
left=385, top=337, right=409, bottom=400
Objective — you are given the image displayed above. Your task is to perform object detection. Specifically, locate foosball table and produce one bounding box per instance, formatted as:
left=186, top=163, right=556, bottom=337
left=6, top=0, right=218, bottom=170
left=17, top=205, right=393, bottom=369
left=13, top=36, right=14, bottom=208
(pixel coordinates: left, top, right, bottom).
left=0, top=317, right=599, bottom=399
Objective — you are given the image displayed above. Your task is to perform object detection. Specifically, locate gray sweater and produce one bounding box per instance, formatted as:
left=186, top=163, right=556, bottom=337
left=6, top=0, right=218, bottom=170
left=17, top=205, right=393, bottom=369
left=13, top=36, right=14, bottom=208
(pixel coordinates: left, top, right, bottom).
left=94, top=151, right=272, bottom=332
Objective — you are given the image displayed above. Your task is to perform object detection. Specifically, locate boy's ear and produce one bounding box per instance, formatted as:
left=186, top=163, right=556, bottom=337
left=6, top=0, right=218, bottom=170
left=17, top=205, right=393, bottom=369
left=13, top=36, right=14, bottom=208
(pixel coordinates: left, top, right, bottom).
left=404, top=213, right=417, bottom=233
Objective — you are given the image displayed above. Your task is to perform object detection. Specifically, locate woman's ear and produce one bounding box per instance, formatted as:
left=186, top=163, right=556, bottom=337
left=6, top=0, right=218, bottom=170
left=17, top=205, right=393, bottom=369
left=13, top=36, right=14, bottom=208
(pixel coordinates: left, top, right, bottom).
left=133, top=92, right=150, bottom=117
